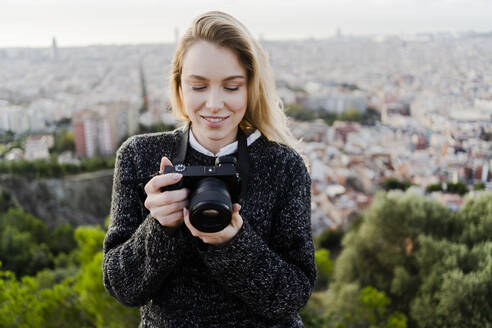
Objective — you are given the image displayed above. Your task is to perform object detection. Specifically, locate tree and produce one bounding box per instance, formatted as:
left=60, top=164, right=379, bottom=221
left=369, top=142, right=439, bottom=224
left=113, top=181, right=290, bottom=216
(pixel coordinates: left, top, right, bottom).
left=0, top=209, right=78, bottom=278
left=0, top=223, right=140, bottom=327
left=326, top=285, right=407, bottom=328
left=338, top=108, right=364, bottom=122
left=0, top=263, right=91, bottom=327
left=284, top=104, right=317, bottom=121
left=0, top=189, right=18, bottom=212
left=50, top=130, right=75, bottom=155
left=426, top=182, right=469, bottom=196
left=329, top=190, right=492, bottom=327
left=473, top=182, right=485, bottom=191
left=382, top=178, right=412, bottom=191
left=47, top=224, right=77, bottom=256
left=73, top=226, right=140, bottom=327
left=0, top=208, right=53, bottom=277
left=410, top=237, right=492, bottom=328
left=314, top=249, right=333, bottom=291
left=300, top=292, right=331, bottom=328
left=456, top=192, right=492, bottom=246
left=446, top=182, right=469, bottom=196
left=315, top=228, right=345, bottom=252
left=300, top=286, right=407, bottom=328
left=425, top=183, right=442, bottom=193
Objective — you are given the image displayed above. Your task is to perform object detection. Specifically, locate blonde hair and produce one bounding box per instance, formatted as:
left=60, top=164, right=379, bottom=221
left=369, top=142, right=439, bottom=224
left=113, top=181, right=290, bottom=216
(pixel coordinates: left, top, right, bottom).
left=169, top=11, right=300, bottom=152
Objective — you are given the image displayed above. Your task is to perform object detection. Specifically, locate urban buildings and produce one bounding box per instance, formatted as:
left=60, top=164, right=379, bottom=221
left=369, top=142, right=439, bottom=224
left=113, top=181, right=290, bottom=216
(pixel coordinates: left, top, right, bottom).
left=73, top=102, right=139, bottom=157
left=1, top=34, right=492, bottom=233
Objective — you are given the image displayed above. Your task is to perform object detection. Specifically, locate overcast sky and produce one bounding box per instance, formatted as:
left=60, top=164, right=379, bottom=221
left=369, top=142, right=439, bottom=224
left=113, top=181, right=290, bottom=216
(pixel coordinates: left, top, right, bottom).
left=1, top=0, right=491, bottom=47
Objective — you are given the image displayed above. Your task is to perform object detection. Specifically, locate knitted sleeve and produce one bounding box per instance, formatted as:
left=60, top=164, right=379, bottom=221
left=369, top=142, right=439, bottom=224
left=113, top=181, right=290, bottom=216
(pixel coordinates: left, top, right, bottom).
left=198, top=152, right=316, bottom=323
left=102, top=136, right=186, bottom=307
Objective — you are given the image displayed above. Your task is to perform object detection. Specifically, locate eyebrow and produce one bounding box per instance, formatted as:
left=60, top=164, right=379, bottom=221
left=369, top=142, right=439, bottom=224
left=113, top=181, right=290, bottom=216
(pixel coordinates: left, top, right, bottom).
left=187, top=75, right=246, bottom=82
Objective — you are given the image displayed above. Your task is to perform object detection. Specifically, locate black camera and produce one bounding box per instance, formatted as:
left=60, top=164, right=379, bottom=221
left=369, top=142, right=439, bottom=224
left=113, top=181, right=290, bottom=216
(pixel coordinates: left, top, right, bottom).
left=160, top=156, right=241, bottom=233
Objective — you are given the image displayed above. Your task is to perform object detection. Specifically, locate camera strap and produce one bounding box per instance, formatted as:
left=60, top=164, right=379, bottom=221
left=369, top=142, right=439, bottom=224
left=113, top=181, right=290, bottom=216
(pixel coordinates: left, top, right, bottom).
left=173, top=124, right=189, bottom=166
left=174, top=122, right=249, bottom=203
left=237, top=127, right=250, bottom=203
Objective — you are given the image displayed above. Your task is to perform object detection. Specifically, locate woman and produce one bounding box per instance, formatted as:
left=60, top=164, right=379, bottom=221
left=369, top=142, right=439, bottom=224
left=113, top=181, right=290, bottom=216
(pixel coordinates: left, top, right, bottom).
left=103, top=11, right=316, bottom=328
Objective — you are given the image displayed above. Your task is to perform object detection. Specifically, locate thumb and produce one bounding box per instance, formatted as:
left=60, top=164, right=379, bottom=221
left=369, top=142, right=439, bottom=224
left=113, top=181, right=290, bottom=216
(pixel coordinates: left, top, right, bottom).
left=231, top=203, right=243, bottom=228
left=160, top=156, right=173, bottom=173
left=232, top=203, right=242, bottom=213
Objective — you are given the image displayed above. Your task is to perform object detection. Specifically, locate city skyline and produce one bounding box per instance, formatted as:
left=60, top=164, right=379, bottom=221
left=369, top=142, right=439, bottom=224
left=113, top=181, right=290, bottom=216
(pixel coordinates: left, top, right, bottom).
left=1, top=0, right=492, bottom=48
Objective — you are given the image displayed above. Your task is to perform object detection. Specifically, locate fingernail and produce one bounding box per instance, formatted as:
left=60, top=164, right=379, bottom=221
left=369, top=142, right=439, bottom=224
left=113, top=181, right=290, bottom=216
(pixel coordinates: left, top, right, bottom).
left=173, top=173, right=182, bottom=181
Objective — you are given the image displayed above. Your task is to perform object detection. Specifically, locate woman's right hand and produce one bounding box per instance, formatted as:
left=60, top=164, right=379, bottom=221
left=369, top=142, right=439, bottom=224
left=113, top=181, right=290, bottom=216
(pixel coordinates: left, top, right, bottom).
left=144, top=157, right=189, bottom=228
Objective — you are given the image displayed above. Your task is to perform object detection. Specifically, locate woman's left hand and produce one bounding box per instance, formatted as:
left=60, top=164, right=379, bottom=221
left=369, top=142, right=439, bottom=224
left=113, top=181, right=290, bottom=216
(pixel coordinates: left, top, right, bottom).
left=183, top=203, right=243, bottom=247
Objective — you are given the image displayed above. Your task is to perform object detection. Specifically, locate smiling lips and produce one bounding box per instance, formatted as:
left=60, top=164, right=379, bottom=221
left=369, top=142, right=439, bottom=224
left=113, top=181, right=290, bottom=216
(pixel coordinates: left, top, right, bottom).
left=201, top=115, right=229, bottom=124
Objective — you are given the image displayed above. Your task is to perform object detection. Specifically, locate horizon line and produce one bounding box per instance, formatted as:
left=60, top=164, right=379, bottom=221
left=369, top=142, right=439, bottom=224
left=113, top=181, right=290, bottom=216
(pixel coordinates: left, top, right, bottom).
left=1, top=28, right=492, bottom=50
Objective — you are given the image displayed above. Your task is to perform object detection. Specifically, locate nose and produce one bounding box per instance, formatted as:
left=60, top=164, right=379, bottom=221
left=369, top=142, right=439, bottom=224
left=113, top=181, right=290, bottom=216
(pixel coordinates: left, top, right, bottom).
left=205, top=87, right=224, bottom=112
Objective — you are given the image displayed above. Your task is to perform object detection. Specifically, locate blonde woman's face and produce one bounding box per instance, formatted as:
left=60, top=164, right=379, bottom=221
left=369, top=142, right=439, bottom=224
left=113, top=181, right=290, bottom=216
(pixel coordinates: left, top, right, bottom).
left=180, top=40, right=248, bottom=154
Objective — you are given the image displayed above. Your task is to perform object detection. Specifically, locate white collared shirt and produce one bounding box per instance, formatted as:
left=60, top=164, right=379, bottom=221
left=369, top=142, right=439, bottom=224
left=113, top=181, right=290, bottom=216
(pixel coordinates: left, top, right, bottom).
left=189, top=128, right=261, bottom=157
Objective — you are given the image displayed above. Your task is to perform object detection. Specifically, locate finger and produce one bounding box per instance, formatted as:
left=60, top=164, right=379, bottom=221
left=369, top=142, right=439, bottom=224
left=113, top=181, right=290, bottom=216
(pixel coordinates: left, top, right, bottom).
left=183, top=208, right=196, bottom=235
left=153, top=200, right=189, bottom=217
left=161, top=188, right=189, bottom=205
left=144, top=193, right=159, bottom=210
left=160, top=156, right=173, bottom=173
left=147, top=189, right=188, bottom=208
left=145, top=173, right=182, bottom=193
left=155, top=210, right=184, bottom=227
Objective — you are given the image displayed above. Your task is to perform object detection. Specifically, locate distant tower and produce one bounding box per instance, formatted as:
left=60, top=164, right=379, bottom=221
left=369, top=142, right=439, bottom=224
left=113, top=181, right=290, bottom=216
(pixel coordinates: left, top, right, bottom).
left=336, top=28, right=342, bottom=39
left=482, top=162, right=489, bottom=183
left=52, top=37, right=59, bottom=61
left=139, top=63, right=149, bottom=114
left=381, top=105, right=388, bottom=123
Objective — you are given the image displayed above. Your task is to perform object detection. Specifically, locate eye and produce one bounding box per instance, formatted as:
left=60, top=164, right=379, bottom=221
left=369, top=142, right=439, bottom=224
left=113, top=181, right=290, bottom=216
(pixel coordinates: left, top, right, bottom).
left=191, top=86, right=206, bottom=91
left=225, top=86, right=239, bottom=91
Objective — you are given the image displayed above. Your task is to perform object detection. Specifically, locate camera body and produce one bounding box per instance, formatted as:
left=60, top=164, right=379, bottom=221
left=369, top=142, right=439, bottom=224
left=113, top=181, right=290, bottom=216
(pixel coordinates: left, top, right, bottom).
left=160, top=156, right=241, bottom=232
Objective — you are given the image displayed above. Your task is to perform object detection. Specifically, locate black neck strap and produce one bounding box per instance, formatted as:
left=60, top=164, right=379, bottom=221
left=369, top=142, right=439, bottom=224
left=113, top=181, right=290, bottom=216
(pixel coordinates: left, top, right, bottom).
left=173, top=124, right=189, bottom=165
left=237, top=127, right=249, bottom=202
left=175, top=123, right=249, bottom=202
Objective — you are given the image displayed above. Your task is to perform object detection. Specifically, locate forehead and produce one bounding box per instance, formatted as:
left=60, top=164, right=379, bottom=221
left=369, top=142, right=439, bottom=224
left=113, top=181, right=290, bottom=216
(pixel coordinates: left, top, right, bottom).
left=181, top=40, right=246, bottom=80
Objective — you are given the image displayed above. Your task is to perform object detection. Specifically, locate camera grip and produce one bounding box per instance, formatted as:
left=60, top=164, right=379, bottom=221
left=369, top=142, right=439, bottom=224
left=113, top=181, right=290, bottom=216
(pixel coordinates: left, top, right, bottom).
left=159, top=179, right=183, bottom=193
left=159, top=165, right=183, bottom=192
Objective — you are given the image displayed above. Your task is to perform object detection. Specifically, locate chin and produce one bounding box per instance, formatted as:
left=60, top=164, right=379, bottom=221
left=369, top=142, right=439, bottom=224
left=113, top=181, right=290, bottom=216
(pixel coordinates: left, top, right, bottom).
left=206, top=132, right=229, bottom=141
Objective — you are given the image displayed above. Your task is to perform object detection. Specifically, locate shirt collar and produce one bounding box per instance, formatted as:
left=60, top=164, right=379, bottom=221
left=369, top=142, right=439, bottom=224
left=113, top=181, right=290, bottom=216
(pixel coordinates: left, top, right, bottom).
left=189, top=128, right=261, bottom=157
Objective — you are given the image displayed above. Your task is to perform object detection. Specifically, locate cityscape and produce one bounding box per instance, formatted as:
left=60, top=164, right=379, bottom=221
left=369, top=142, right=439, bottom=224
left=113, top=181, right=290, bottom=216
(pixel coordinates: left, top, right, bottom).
left=1, top=31, right=492, bottom=235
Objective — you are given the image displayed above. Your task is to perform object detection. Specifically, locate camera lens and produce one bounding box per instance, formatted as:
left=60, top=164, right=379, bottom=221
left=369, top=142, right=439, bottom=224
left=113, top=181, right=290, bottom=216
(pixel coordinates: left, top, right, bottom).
left=189, top=177, right=232, bottom=233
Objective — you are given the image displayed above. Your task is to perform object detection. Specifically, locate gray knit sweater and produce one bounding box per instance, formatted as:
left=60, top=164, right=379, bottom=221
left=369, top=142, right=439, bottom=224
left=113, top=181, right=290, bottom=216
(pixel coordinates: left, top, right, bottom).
left=103, top=130, right=316, bottom=328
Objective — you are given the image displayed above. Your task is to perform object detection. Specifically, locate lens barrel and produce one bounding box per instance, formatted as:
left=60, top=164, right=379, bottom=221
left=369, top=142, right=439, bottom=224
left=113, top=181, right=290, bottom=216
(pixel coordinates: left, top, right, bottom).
left=189, top=177, right=232, bottom=232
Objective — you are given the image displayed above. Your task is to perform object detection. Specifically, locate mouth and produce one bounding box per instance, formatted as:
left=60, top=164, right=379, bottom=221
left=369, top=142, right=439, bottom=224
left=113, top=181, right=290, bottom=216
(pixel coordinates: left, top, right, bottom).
left=201, top=115, right=229, bottom=123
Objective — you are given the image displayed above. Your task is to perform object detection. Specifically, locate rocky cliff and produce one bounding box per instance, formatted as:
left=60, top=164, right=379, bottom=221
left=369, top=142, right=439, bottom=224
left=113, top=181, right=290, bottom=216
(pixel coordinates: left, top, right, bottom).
left=0, top=169, right=115, bottom=227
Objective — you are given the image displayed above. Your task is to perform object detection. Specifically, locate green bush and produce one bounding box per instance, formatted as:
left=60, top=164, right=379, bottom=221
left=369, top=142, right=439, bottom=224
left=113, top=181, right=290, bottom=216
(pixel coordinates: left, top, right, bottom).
left=329, top=191, right=492, bottom=327
left=382, top=178, right=412, bottom=191
left=315, top=228, right=345, bottom=251
left=73, top=226, right=140, bottom=327
left=314, top=249, right=333, bottom=291
left=300, top=286, right=407, bottom=328
left=0, top=154, right=115, bottom=178
left=426, top=182, right=469, bottom=196
left=473, top=182, right=485, bottom=191
left=0, top=208, right=78, bottom=277
left=0, top=223, right=139, bottom=327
